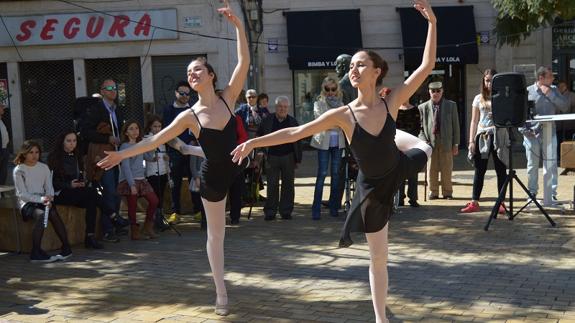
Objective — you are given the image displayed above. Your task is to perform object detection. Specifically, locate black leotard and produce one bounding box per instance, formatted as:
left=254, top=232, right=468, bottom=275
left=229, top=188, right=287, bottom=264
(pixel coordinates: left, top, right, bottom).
left=191, top=97, right=248, bottom=202
left=339, top=99, right=427, bottom=247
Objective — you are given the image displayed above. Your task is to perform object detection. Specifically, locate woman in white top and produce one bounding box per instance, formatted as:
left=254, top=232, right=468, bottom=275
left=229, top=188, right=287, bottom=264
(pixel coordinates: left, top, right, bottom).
left=461, top=68, right=508, bottom=213
left=310, top=76, right=347, bottom=219
left=13, top=140, right=72, bottom=263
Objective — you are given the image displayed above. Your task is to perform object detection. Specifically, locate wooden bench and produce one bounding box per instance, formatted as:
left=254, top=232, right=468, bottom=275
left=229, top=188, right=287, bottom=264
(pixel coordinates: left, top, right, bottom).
left=0, top=180, right=195, bottom=253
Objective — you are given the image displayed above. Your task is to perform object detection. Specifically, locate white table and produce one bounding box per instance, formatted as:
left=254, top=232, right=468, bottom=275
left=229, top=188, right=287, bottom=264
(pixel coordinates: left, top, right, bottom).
left=530, top=113, right=575, bottom=206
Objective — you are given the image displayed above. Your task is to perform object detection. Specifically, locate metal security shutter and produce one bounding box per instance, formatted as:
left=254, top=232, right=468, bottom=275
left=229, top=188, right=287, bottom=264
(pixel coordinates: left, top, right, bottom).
left=85, top=57, right=144, bottom=127
left=19, top=60, right=75, bottom=151
left=151, top=55, right=201, bottom=115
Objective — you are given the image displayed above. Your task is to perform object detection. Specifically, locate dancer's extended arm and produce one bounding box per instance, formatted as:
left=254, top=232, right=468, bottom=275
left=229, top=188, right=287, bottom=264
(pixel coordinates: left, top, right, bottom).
left=387, top=0, right=436, bottom=118
left=218, top=0, right=249, bottom=107
left=231, top=107, right=347, bottom=164
left=97, top=111, right=194, bottom=170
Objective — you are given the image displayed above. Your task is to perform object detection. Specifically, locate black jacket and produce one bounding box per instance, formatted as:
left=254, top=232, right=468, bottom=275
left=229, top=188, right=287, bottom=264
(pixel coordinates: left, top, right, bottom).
left=80, top=100, right=125, bottom=146
left=257, top=114, right=302, bottom=163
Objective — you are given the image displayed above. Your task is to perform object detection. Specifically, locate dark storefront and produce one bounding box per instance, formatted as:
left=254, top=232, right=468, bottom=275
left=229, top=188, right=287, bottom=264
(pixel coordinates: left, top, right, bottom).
left=19, top=60, right=76, bottom=151
left=399, top=6, right=478, bottom=146
left=151, top=55, right=200, bottom=115
left=85, top=57, right=144, bottom=127
left=552, top=20, right=575, bottom=91
left=285, top=9, right=362, bottom=125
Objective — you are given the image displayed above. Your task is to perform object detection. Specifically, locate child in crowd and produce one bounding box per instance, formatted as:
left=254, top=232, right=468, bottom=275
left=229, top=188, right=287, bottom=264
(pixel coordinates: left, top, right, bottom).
left=143, top=115, right=170, bottom=232
left=13, top=140, right=72, bottom=262
left=118, top=120, right=159, bottom=240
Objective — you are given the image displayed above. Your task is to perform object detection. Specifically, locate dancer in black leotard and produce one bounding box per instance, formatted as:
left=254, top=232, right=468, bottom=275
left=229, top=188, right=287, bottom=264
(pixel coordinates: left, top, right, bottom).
left=231, top=2, right=436, bottom=321
left=98, top=0, right=248, bottom=316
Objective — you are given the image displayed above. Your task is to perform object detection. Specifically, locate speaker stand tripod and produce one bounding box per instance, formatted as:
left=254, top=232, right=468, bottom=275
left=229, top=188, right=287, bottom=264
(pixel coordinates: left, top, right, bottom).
left=484, top=129, right=556, bottom=231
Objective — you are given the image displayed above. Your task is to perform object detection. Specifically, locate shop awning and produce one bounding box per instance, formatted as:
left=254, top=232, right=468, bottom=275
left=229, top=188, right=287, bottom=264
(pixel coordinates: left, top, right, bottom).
left=284, top=10, right=362, bottom=70
left=398, top=6, right=478, bottom=65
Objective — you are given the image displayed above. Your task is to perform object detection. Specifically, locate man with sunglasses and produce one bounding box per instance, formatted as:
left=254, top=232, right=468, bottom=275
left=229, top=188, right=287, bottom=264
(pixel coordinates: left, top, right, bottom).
left=80, top=78, right=128, bottom=242
left=418, top=81, right=460, bottom=200
left=162, top=80, right=197, bottom=224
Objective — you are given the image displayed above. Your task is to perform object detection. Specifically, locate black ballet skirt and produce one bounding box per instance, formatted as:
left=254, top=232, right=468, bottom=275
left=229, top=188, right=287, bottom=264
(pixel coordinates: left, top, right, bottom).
left=339, top=101, right=428, bottom=248
left=192, top=97, right=248, bottom=202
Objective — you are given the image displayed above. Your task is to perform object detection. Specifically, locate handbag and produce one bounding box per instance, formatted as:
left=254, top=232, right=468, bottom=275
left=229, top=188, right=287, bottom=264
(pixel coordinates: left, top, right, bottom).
left=235, top=115, right=248, bottom=144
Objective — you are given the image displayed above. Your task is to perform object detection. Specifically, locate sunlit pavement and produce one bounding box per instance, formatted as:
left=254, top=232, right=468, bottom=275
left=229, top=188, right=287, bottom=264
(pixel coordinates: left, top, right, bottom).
left=1, top=150, right=575, bottom=322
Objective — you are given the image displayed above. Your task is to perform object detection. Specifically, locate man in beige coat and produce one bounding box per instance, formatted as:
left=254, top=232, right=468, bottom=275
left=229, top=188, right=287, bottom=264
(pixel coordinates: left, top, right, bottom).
left=418, top=81, right=460, bottom=199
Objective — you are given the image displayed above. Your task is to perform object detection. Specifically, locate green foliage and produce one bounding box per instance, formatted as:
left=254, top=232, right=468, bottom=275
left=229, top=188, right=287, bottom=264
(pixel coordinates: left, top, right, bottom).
left=492, top=0, right=575, bottom=47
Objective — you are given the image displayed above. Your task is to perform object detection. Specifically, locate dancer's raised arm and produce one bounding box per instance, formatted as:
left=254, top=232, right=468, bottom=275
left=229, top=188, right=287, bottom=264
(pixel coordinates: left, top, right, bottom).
left=387, top=0, right=436, bottom=116
left=231, top=107, right=347, bottom=164
left=218, top=0, right=249, bottom=107
left=97, top=111, right=195, bottom=170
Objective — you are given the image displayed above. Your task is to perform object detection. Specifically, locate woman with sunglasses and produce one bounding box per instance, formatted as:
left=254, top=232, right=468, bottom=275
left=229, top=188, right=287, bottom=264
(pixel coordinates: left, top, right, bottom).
left=98, top=0, right=248, bottom=316
left=232, top=1, right=435, bottom=321
left=310, top=76, right=347, bottom=219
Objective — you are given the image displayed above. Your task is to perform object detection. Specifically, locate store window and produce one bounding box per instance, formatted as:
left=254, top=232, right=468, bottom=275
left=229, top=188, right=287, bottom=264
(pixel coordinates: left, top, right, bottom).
left=293, top=69, right=338, bottom=125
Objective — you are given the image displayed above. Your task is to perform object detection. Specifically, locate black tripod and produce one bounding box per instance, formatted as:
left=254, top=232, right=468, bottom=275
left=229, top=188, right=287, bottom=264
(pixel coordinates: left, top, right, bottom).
left=484, top=129, right=556, bottom=230
left=155, top=149, right=181, bottom=237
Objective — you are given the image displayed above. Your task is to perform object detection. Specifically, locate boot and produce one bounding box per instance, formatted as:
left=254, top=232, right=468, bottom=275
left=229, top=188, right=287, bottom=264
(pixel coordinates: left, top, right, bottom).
left=142, top=220, right=157, bottom=239
left=130, top=224, right=140, bottom=240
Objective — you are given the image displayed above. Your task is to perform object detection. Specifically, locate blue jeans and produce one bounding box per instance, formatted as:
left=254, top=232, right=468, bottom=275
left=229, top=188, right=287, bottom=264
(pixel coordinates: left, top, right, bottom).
left=312, top=147, right=343, bottom=218
left=100, top=167, right=120, bottom=233
left=523, top=130, right=558, bottom=197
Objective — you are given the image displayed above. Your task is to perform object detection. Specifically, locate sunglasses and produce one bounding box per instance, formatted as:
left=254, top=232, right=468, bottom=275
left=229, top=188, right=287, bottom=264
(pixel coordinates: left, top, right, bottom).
left=101, top=85, right=117, bottom=91
left=247, top=95, right=257, bottom=99
left=177, top=91, right=190, bottom=96
left=324, top=86, right=338, bottom=92
left=430, top=89, right=442, bottom=93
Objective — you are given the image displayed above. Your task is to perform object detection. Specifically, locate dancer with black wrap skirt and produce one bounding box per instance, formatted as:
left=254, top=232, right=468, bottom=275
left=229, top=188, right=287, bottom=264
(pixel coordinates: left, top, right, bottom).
left=231, top=2, right=436, bottom=321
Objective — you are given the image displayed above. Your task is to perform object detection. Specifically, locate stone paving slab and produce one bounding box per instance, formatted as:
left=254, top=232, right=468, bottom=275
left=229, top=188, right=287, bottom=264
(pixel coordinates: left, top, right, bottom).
left=1, top=151, right=575, bottom=322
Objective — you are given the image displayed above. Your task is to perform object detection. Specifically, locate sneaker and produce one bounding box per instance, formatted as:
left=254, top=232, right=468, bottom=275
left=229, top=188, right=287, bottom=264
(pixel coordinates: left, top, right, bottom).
left=30, top=251, right=58, bottom=263
left=167, top=213, right=181, bottom=224
left=112, top=213, right=130, bottom=228
left=102, top=231, right=120, bottom=243
left=460, top=201, right=480, bottom=213
left=428, top=194, right=439, bottom=200
left=192, top=212, right=202, bottom=222
left=55, top=247, right=72, bottom=261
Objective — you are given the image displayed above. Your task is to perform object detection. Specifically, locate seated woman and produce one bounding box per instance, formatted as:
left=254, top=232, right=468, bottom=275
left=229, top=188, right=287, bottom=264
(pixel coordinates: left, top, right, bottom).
left=48, top=130, right=107, bottom=249
left=14, top=140, right=72, bottom=263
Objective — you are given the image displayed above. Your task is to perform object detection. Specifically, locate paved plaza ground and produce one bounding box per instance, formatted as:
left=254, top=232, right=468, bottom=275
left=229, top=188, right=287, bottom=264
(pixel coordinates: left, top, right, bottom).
left=1, top=150, right=575, bottom=322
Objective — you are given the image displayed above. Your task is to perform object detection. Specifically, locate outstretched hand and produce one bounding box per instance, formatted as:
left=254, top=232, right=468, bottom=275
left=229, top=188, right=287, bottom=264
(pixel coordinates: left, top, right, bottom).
left=414, top=0, right=436, bottom=24
left=97, top=151, right=123, bottom=171
left=231, top=140, right=254, bottom=165
left=217, top=0, right=241, bottom=26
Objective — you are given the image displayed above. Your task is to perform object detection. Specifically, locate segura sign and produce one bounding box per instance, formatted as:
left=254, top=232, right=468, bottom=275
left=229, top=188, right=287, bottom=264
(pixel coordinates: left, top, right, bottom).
left=0, top=9, right=177, bottom=47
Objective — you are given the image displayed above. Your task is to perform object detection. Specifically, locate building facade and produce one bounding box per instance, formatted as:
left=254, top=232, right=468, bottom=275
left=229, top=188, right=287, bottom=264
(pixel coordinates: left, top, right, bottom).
left=0, top=0, right=567, bottom=152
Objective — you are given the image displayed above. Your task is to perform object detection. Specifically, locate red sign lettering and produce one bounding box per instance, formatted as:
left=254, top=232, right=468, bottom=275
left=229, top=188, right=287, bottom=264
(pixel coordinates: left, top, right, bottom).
left=16, top=20, right=36, bottom=42
left=134, top=14, right=151, bottom=36
left=63, top=17, right=81, bottom=39
left=40, top=18, right=58, bottom=40
left=108, top=15, right=130, bottom=38
left=86, top=16, right=104, bottom=39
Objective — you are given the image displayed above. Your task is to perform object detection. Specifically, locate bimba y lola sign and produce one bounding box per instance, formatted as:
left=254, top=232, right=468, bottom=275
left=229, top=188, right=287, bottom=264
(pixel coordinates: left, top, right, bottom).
left=0, top=9, right=177, bottom=46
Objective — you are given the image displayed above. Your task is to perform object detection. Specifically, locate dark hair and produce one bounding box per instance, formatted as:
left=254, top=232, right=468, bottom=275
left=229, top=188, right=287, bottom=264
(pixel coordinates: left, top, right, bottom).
left=191, top=57, right=217, bottom=88
left=175, top=80, right=191, bottom=91
left=257, top=93, right=269, bottom=107
left=47, top=130, right=84, bottom=177
left=144, top=115, right=162, bottom=134
left=121, top=120, right=143, bottom=143
left=14, top=140, right=42, bottom=165
left=355, top=50, right=389, bottom=86
left=481, top=68, right=497, bottom=101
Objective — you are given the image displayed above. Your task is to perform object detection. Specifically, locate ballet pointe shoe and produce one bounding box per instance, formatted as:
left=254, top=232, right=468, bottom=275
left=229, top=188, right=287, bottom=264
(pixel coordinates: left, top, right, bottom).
left=142, top=220, right=157, bottom=239
left=130, top=224, right=140, bottom=240
left=214, top=303, right=230, bottom=316
left=214, top=296, right=229, bottom=316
